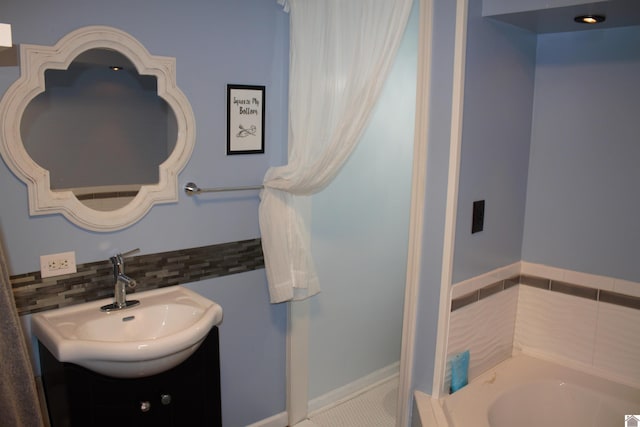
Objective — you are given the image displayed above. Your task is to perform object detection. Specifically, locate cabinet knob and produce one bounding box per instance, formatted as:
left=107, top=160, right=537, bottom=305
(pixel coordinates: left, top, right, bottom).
left=140, top=401, right=151, bottom=412
left=160, top=394, right=172, bottom=405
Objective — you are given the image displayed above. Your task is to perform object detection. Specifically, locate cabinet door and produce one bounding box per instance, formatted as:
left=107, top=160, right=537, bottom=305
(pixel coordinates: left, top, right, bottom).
left=80, top=376, right=174, bottom=427
left=41, top=327, right=221, bottom=427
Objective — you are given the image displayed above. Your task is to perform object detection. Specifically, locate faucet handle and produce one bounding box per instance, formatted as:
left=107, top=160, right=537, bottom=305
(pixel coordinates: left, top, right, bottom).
left=119, top=248, right=140, bottom=258
left=112, top=248, right=140, bottom=264
left=110, top=248, right=140, bottom=275
left=127, top=278, right=137, bottom=289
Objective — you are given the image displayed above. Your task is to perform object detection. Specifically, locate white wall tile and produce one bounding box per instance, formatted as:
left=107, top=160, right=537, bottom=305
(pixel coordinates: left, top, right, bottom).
left=514, top=285, right=597, bottom=366
left=448, top=287, right=518, bottom=384
left=445, top=263, right=640, bottom=394
left=593, top=302, right=640, bottom=386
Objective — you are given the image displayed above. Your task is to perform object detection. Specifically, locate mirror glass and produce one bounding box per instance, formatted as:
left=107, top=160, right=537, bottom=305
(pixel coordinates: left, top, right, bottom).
left=0, top=26, right=195, bottom=231
left=20, top=49, right=178, bottom=211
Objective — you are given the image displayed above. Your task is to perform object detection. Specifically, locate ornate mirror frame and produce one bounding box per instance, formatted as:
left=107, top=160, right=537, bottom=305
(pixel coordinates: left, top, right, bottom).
left=0, top=26, right=195, bottom=231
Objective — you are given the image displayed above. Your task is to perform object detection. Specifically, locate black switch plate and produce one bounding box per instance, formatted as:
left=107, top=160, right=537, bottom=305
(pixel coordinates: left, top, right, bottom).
left=472, top=200, right=485, bottom=233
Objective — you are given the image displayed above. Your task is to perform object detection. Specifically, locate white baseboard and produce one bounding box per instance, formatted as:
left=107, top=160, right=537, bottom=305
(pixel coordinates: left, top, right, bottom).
left=246, top=363, right=401, bottom=426
left=308, top=361, right=400, bottom=416
left=245, top=411, right=288, bottom=427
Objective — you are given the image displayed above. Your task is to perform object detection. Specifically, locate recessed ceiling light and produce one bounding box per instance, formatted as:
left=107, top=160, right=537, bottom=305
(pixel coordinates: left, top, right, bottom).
left=574, top=15, right=606, bottom=24
left=109, top=65, right=123, bottom=71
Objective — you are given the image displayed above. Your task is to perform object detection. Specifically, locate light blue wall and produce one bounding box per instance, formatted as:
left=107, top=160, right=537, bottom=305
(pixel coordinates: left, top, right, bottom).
left=522, top=26, right=640, bottom=282
left=453, top=0, right=536, bottom=283
left=412, top=0, right=536, bottom=397
left=412, top=1, right=639, bottom=400
left=0, top=0, right=288, bottom=271
left=308, top=1, right=418, bottom=400
left=0, top=1, right=288, bottom=426
left=186, top=272, right=286, bottom=427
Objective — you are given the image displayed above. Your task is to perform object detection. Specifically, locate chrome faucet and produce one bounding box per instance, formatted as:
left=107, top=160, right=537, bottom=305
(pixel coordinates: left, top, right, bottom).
left=100, top=249, right=141, bottom=312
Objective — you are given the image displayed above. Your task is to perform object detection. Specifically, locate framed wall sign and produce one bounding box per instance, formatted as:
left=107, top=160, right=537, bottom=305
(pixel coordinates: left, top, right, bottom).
left=227, top=84, right=265, bottom=155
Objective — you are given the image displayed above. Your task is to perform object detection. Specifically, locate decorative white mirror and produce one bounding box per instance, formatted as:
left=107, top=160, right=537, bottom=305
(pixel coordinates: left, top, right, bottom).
left=0, top=26, right=195, bottom=231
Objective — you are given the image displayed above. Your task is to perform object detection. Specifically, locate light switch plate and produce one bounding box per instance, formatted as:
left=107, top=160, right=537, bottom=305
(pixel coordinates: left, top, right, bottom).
left=472, top=200, right=485, bottom=234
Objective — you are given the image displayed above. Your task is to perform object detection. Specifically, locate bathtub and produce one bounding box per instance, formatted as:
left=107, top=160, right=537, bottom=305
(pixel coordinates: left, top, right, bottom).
left=424, top=354, right=640, bottom=427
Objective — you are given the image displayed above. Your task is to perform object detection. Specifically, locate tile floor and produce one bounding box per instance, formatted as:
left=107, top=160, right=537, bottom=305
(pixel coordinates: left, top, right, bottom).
left=296, top=376, right=398, bottom=427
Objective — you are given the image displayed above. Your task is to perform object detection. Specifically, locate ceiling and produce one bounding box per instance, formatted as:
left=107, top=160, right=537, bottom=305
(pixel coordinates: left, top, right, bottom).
left=485, top=0, right=640, bottom=33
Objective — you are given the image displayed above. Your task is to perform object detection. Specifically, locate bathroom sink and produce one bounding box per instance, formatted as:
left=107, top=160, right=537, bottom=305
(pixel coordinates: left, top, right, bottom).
left=31, top=286, right=223, bottom=378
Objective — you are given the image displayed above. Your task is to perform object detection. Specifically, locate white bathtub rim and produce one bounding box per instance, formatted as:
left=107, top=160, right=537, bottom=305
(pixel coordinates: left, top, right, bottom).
left=440, top=353, right=639, bottom=427
left=415, top=353, right=640, bottom=426
left=513, top=346, right=640, bottom=390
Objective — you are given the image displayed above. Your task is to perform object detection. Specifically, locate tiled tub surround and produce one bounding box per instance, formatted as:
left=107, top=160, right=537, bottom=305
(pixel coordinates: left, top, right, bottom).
left=445, top=262, right=640, bottom=393
left=11, top=238, right=264, bottom=316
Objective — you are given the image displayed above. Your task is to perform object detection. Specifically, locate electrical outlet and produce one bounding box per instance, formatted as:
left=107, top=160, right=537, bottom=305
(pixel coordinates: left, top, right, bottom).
left=40, top=251, right=77, bottom=278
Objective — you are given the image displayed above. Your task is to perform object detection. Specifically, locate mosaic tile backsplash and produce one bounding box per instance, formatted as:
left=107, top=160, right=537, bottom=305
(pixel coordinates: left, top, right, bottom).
left=11, top=238, right=264, bottom=316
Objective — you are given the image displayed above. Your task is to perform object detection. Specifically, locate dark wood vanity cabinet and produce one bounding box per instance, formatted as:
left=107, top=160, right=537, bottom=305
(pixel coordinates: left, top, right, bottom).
left=39, top=327, right=222, bottom=427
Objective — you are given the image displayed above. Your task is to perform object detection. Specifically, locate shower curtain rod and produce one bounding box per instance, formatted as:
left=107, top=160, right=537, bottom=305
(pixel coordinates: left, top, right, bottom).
left=184, top=182, right=264, bottom=195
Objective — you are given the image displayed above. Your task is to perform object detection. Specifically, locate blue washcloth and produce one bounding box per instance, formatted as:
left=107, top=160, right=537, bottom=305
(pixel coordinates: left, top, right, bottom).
left=450, top=350, right=470, bottom=393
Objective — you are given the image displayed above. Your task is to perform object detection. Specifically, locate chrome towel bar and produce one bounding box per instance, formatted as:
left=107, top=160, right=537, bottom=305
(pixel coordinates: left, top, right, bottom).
left=184, top=182, right=263, bottom=195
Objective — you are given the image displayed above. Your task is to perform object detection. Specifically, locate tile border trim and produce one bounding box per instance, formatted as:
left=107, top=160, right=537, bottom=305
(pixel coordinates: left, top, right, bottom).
left=451, top=273, right=640, bottom=312
left=450, top=275, right=519, bottom=311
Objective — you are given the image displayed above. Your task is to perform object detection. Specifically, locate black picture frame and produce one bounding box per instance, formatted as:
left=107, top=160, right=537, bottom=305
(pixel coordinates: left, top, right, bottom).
left=227, top=84, right=265, bottom=155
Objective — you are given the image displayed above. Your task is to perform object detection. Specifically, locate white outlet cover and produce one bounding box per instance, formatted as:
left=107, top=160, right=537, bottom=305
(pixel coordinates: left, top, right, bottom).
left=40, top=251, right=77, bottom=278
left=0, top=23, right=11, bottom=48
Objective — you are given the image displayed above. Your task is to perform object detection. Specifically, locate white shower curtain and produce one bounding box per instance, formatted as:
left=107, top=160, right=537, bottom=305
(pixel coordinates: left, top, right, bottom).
left=261, top=0, right=413, bottom=303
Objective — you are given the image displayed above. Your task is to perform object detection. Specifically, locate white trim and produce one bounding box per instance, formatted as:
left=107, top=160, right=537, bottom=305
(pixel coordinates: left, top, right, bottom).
left=0, top=26, right=195, bottom=231
left=451, top=261, right=521, bottom=298
left=521, top=261, right=640, bottom=297
left=245, top=411, right=288, bottom=427
left=309, top=362, right=399, bottom=416
left=431, top=0, right=469, bottom=399
left=396, top=0, right=434, bottom=425
left=453, top=262, right=640, bottom=300
left=519, top=261, right=565, bottom=282
left=287, top=300, right=310, bottom=426
left=612, top=278, right=640, bottom=298
left=412, top=390, right=448, bottom=427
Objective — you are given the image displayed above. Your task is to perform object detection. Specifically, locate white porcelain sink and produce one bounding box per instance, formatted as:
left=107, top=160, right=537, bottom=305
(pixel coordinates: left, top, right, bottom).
left=31, top=286, right=223, bottom=378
